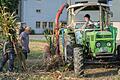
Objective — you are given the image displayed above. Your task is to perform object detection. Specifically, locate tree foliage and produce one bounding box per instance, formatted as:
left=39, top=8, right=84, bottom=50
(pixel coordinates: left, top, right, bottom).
left=0, top=0, right=19, bottom=13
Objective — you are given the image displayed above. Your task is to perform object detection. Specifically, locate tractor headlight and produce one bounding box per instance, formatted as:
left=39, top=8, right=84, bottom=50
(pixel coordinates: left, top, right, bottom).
left=107, top=42, right=112, bottom=47
left=96, top=42, right=101, bottom=48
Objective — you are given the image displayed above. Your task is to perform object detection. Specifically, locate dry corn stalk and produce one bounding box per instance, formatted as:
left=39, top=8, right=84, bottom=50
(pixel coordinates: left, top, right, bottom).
left=0, top=6, right=26, bottom=71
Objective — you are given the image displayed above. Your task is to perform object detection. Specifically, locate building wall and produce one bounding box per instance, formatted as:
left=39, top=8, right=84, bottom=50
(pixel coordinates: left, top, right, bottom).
left=111, top=0, right=120, bottom=21
left=21, top=0, right=67, bottom=34
left=113, top=22, right=120, bottom=41
left=111, top=0, right=120, bottom=41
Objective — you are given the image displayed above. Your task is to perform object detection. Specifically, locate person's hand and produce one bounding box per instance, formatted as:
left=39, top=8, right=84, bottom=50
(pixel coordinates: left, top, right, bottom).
left=22, top=47, right=24, bottom=50
left=28, top=49, right=30, bottom=53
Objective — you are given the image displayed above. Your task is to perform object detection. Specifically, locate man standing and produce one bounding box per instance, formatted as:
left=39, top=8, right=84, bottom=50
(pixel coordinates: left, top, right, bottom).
left=0, top=37, right=15, bottom=72
left=20, top=26, right=31, bottom=59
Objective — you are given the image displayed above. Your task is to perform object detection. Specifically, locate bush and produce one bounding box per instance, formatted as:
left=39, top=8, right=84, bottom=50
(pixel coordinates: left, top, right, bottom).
left=30, top=29, right=35, bottom=35
left=44, top=29, right=53, bottom=35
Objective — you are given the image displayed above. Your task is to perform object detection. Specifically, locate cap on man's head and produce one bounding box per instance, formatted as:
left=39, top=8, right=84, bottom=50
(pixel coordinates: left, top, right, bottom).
left=84, top=14, right=90, bottom=19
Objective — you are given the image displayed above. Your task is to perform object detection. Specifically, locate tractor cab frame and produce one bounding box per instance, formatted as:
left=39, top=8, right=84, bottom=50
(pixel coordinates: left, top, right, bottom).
left=67, top=3, right=111, bottom=30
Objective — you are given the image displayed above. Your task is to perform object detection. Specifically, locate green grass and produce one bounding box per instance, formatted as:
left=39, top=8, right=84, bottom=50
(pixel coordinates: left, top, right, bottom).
left=28, top=40, right=46, bottom=59
left=28, top=51, right=43, bottom=59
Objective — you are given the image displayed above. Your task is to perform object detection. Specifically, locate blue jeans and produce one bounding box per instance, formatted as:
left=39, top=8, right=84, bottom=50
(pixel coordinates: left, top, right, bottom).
left=22, top=49, right=28, bottom=59
left=0, top=50, right=15, bottom=72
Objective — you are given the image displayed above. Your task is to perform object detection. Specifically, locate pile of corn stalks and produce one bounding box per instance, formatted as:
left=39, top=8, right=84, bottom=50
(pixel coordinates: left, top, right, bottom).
left=0, top=6, right=26, bottom=71
left=43, top=29, right=65, bottom=71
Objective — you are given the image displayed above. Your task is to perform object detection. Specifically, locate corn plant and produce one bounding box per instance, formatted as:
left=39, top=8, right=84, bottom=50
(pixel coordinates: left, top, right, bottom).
left=44, top=29, right=56, bottom=56
left=0, top=7, right=17, bottom=37
left=0, top=6, right=26, bottom=71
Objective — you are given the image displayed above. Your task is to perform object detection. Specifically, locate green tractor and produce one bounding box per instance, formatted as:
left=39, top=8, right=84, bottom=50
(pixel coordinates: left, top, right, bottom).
left=62, top=0, right=120, bottom=76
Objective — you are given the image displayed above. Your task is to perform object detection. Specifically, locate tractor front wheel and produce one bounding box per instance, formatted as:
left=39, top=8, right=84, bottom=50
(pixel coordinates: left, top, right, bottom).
left=64, top=33, right=75, bottom=63
left=117, top=45, right=120, bottom=75
left=117, top=45, right=120, bottom=60
left=74, top=47, right=84, bottom=77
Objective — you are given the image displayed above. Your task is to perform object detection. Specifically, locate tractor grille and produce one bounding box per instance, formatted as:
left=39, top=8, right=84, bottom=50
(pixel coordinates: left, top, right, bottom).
left=91, top=35, right=94, bottom=41
left=99, top=47, right=108, bottom=53
left=97, top=35, right=112, bottom=38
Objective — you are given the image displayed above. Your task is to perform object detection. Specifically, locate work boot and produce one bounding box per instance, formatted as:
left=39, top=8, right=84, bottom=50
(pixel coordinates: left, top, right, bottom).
left=0, top=64, right=3, bottom=72
left=8, top=68, right=13, bottom=72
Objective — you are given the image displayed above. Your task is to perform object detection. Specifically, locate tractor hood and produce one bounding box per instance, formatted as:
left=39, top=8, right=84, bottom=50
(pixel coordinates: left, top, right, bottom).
left=96, top=31, right=112, bottom=35
left=96, top=31, right=112, bottom=39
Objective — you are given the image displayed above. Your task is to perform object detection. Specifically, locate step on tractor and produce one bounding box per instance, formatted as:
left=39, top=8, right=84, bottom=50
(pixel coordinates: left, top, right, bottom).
left=54, top=0, right=120, bottom=77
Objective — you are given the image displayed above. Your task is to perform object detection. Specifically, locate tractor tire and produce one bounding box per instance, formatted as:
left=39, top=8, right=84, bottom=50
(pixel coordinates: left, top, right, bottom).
left=66, top=45, right=74, bottom=62
left=74, top=47, right=84, bottom=77
left=64, top=33, right=75, bottom=63
left=117, top=45, right=120, bottom=60
left=117, top=45, right=120, bottom=75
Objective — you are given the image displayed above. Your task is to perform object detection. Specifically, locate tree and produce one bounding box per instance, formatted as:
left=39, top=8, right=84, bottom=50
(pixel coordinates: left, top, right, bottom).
left=0, top=0, right=19, bottom=13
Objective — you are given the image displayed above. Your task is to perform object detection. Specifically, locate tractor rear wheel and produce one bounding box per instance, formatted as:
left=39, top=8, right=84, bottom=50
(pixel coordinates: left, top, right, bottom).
left=74, top=47, right=84, bottom=77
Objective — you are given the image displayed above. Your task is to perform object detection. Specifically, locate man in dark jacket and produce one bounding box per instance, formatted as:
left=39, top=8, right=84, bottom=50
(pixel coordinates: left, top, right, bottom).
left=0, top=37, right=15, bottom=72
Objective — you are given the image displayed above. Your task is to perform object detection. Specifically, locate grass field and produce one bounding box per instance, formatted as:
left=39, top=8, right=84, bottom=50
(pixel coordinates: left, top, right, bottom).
left=0, top=40, right=120, bottom=80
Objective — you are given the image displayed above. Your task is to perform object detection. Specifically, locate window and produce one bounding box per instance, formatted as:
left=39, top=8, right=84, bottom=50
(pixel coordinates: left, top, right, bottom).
left=36, top=21, right=41, bottom=28
left=48, top=22, right=54, bottom=29
left=36, top=9, right=41, bottom=13
left=42, top=22, right=47, bottom=29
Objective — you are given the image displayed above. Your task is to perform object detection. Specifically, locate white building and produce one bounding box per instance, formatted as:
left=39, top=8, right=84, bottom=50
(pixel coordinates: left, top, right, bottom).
left=20, top=0, right=120, bottom=40
left=20, top=0, right=67, bottom=34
